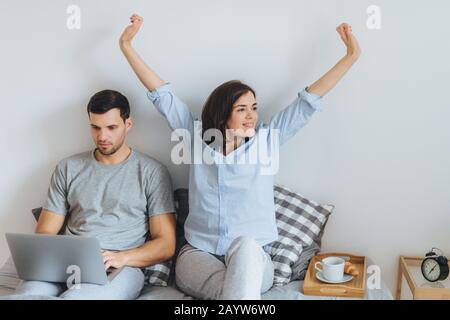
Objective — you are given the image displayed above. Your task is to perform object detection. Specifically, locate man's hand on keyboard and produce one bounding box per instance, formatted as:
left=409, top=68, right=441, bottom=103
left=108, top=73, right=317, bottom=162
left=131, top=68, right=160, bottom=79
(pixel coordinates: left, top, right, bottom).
left=102, top=250, right=128, bottom=271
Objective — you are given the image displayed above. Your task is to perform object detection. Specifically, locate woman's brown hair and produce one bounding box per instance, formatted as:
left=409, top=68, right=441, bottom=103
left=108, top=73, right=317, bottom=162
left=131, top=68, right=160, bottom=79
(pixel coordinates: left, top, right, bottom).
left=201, top=80, right=256, bottom=153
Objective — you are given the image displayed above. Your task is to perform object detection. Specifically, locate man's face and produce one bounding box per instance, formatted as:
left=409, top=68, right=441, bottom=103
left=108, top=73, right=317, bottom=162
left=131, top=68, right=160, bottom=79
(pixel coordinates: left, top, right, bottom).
left=89, top=108, right=132, bottom=156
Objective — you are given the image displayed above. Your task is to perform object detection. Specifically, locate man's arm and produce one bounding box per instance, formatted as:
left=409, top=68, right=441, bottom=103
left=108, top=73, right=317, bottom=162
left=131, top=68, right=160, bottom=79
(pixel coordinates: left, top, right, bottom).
left=119, top=14, right=165, bottom=91
left=103, top=213, right=176, bottom=269
left=35, top=209, right=65, bottom=235
left=307, top=23, right=361, bottom=97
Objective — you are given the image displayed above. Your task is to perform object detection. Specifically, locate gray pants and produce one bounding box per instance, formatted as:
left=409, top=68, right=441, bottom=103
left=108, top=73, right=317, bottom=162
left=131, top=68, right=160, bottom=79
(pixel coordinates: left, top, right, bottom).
left=14, top=267, right=144, bottom=300
left=175, top=236, right=274, bottom=300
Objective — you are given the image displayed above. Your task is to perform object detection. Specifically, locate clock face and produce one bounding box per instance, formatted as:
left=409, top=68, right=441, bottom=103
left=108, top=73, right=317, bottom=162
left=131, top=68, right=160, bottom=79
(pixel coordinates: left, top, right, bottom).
left=422, top=258, right=441, bottom=282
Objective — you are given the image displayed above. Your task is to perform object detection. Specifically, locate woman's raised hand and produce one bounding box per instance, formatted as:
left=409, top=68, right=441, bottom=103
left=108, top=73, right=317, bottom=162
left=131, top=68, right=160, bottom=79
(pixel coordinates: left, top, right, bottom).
left=336, top=23, right=361, bottom=60
left=120, top=14, right=143, bottom=46
left=305, top=23, right=362, bottom=97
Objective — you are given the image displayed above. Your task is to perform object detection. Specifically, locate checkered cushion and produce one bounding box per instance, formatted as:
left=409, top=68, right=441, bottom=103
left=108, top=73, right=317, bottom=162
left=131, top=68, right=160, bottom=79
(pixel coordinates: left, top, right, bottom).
left=264, top=241, right=303, bottom=286
left=267, top=184, right=334, bottom=286
left=142, top=256, right=171, bottom=286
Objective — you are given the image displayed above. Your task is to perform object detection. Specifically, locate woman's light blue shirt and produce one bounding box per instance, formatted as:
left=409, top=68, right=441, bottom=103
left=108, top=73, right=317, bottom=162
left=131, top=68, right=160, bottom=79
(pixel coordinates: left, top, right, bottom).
left=147, top=83, right=324, bottom=255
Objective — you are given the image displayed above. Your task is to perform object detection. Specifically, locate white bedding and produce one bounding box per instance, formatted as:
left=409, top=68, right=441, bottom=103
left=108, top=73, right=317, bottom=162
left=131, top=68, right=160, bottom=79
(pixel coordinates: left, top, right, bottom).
left=0, top=257, right=393, bottom=300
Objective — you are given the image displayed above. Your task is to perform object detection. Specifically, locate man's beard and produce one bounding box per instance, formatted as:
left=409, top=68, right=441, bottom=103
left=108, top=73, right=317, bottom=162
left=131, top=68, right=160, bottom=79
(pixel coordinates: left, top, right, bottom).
left=97, top=141, right=123, bottom=156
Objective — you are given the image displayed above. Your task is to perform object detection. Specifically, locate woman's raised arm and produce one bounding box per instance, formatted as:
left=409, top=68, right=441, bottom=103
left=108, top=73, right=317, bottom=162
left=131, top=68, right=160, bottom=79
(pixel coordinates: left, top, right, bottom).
left=119, top=14, right=165, bottom=91
left=307, top=23, right=361, bottom=97
left=266, top=23, right=361, bottom=146
left=119, top=14, right=194, bottom=134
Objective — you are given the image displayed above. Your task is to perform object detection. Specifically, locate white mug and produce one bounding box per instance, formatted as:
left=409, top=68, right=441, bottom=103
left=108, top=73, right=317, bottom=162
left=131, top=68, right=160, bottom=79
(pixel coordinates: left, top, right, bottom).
left=315, top=256, right=345, bottom=281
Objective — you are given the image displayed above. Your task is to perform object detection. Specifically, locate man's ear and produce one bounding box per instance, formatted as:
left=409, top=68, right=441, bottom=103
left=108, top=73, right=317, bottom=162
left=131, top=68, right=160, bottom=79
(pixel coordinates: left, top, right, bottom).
left=125, top=117, right=133, bottom=131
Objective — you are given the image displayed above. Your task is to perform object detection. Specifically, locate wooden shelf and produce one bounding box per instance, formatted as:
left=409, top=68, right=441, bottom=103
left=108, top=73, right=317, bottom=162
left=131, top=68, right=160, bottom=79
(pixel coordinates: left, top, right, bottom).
left=396, top=256, right=450, bottom=300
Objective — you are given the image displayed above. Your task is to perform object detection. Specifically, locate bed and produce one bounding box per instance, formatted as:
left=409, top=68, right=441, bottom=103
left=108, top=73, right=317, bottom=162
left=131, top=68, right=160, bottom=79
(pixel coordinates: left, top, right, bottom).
left=0, top=255, right=393, bottom=300
left=0, top=188, right=394, bottom=300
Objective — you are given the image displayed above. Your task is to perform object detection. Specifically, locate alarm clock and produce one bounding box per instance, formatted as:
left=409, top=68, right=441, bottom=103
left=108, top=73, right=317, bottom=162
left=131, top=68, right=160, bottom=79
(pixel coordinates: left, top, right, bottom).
left=421, top=248, right=449, bottom=282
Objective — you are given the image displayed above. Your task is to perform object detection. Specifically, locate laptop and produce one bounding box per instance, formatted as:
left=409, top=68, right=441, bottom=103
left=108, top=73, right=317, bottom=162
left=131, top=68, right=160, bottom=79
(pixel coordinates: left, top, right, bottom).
left=5, top=233, right=123, bottom=285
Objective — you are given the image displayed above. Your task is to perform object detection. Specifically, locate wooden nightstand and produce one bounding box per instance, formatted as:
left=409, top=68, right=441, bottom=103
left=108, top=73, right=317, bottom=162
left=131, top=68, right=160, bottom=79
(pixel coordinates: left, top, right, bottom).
left=396, top=256, right=450, bottom=300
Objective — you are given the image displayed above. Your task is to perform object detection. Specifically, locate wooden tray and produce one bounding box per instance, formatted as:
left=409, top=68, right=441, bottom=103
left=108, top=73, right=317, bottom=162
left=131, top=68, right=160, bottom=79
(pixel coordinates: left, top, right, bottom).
left=303, top=252, right=367, bottom=298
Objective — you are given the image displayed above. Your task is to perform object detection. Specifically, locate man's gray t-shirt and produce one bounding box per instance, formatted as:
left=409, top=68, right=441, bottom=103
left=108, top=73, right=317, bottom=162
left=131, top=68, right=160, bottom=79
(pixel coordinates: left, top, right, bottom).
left=44, top=149, right=175, bottom=251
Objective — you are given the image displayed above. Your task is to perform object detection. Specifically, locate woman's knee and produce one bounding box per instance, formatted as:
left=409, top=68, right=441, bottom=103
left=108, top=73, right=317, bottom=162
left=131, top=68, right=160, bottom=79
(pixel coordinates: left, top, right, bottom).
left=175, top=247, right=226, bottom=300
left=228, top=236, right=262, bottom=255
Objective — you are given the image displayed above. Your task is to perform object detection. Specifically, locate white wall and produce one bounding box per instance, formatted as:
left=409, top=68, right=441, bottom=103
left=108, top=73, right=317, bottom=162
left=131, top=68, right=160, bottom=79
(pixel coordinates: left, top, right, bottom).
left=1, top=0, right=449, bottom=296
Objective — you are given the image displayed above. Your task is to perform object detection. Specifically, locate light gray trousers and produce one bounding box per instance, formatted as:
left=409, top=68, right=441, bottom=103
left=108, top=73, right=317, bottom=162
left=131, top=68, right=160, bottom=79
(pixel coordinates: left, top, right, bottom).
left=175, top=236, right=274, bottom=300
left=13, top=267, right=144, bottom=300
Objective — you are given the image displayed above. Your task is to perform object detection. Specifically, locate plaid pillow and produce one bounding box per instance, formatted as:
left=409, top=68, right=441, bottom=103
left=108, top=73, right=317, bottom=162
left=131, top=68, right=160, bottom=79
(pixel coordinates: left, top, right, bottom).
left=142, top=256, right=172, bottom=287
left=267, top=184, right=334, bottom=286
left=31, top=207, right=172, bottom=287
left=264, top=241, right=303, bottom=286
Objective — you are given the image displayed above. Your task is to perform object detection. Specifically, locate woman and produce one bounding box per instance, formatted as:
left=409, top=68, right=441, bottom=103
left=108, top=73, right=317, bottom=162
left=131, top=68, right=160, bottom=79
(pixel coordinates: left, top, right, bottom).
left=119, top=14, right=360, bottom=299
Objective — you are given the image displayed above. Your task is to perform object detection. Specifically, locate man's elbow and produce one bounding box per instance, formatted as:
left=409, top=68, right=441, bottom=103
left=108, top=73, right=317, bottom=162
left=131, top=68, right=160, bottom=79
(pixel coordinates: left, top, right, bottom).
left=35, top=226, right=60, bottom=235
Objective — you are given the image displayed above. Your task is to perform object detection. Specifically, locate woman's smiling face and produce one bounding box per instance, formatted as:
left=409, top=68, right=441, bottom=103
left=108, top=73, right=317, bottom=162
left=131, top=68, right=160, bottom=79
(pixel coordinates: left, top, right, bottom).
left=226, top=90, right=258, bottom=138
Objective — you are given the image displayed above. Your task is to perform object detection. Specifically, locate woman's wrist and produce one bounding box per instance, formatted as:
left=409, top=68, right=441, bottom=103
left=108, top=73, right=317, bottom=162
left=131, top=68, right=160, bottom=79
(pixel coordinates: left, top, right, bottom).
left=346, top=50, right=360, bottom=62
left=342, top=53, right=359, bottom=67
left=119, top=40, right=133, bottom=51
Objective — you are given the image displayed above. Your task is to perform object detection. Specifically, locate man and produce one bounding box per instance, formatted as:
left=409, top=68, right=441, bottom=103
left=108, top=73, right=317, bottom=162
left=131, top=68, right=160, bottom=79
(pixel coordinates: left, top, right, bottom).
left=14, top=89, right=176, bottom=299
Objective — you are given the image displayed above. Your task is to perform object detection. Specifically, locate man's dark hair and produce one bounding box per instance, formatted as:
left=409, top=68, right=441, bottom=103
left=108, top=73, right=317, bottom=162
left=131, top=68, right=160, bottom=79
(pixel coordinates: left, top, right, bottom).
left=87, top=90, right=130, bottom=121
